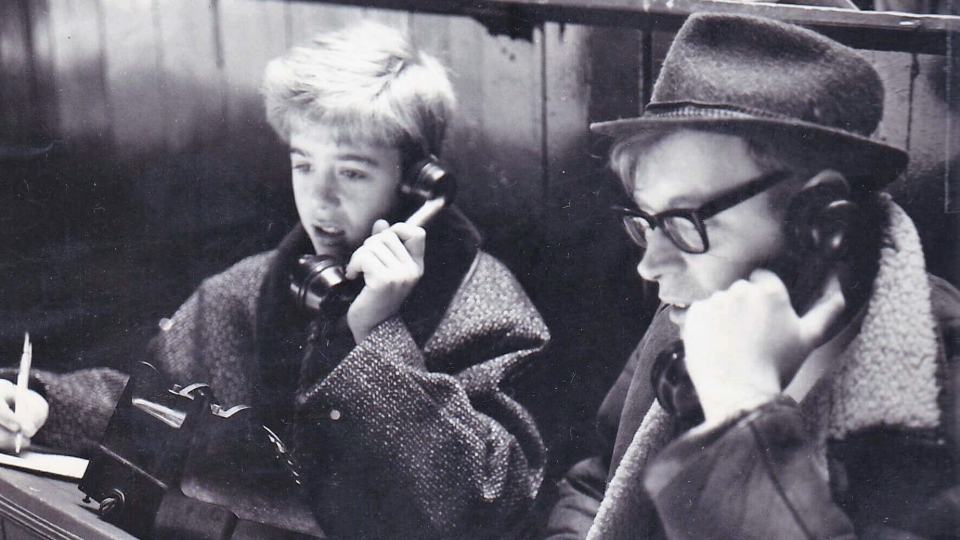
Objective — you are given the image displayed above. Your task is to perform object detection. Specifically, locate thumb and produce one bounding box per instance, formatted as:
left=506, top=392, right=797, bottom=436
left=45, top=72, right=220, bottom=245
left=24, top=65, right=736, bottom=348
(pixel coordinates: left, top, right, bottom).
left=371, top=219, right=390, bottom=235
left=344, top=252, right=362, bottom=280
left=798, top=273, right=846, bottom=349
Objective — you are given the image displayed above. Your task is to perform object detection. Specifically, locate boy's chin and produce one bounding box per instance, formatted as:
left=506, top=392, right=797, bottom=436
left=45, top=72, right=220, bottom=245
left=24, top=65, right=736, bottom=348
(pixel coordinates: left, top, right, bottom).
left=309, top=237, right=349, bottom=257
left=667, top=304, right=689, bottom=327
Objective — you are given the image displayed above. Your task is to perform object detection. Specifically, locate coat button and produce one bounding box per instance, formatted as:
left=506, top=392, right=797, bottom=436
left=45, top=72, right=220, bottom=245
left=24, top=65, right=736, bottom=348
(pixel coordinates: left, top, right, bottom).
left=329, top=409, right=341, bottom=421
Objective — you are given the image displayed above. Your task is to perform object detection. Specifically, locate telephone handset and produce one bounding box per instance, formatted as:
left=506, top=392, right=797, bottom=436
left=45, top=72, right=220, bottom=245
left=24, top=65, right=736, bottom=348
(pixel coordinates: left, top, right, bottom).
left=289, top=156, right=456, bottom=318
left=651, top=171, right=858, bottom=429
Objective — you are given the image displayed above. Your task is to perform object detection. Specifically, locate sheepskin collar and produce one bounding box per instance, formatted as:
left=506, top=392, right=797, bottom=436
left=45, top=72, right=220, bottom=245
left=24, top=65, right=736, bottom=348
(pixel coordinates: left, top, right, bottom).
left=807, top=197, right=941, bottom=439
left=586, top=197, right=942, bottom=540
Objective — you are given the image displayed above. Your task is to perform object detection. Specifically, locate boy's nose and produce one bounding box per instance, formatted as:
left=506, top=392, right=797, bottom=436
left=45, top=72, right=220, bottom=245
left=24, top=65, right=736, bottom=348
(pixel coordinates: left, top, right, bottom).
left=637, top=228, right=681, bottom=282
left=315, top=170, right=341, bottom=203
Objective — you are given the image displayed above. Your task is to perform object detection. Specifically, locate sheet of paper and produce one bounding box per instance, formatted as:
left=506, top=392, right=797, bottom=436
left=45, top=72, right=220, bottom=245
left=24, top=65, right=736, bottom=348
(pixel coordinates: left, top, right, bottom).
left=0, top=450, right=88, bottom=480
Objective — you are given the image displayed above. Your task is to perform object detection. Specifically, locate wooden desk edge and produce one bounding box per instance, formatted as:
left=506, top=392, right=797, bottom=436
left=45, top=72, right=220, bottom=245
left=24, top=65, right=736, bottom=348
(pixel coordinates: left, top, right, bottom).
left=0, top=467, right=136, bottom=540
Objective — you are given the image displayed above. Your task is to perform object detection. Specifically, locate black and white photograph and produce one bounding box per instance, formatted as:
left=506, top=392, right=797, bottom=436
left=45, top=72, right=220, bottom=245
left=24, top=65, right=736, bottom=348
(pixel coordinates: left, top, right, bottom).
left=0, top=1, right=958, bottom=539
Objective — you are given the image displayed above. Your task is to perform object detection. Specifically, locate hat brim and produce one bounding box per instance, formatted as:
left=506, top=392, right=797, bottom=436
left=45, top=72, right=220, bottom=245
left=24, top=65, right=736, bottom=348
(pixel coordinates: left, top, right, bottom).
left=590, top=115, right=908, bottom=190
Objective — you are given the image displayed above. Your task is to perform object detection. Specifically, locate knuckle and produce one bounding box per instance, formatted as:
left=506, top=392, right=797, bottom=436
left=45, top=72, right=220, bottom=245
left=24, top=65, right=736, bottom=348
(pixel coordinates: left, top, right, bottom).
left=382, top=230, right=400, bottom=243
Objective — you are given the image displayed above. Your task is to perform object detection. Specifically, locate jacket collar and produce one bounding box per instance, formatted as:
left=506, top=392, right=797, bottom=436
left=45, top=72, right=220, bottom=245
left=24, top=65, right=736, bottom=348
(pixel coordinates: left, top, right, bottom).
left=805, top=196, right=941, bottom=439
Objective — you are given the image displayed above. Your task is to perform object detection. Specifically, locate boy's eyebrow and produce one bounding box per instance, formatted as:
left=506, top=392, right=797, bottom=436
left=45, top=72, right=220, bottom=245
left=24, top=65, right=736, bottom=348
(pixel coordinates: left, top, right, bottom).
left=287, top=148, right=380, bottom=167
left=335, top=153, right=380, bottom=166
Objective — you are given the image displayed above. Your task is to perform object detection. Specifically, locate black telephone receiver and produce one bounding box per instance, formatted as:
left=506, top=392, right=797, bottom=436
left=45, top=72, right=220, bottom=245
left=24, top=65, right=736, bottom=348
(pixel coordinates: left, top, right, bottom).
left=651, top=171, right=858, bottom=429
left=288, top=155, right=456, bottom=317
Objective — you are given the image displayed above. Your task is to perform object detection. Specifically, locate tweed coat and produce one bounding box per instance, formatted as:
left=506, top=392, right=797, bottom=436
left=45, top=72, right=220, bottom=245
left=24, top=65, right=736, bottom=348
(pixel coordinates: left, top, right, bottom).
left=546, top=201, right=960, bottom=540
left=24, top=207, right=550, bottom=540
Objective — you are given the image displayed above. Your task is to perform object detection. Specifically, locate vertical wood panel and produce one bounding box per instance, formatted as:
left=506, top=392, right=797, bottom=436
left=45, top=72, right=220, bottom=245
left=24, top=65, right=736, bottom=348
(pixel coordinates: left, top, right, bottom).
left=544, top=23, right=591, bottom=194
left=216, top=0, right=290, bottom=195
left=539, top=21, right=606, bottom=474
left=908, top=55, right=951, bottom=177
left=100, top=0, right=165, bottom=152
left=0, top=0, right=37, bottom=140
left=46, top=0, right=109, bottom=142
left=442, top=16, right=545, bottom=282
left=410, top=12, right=453, bottom=67
left=873, top=48, right=958, bottom=283
left=905, top=53, right=959, bottom=284
left=155, top=0, right=224, bottom=152
left=25, top=0, right=59, bottom=139
left=286, top=4, right=410, bottom=51
left=286, top=2, right=367, bottom=47
left=218, top=0, right=286, bottom=136
left=477, top=30, right=544, bottom=206
left=872, top=50, right=912, bottom=151
left=359, top=6, right=410, bottom=27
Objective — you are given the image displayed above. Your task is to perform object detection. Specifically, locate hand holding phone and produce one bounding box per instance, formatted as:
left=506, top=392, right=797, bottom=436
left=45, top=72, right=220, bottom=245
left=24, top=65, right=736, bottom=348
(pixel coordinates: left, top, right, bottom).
left=679, top=269, right=845, bottom=426
left=343, top=220, right=426, bottom=343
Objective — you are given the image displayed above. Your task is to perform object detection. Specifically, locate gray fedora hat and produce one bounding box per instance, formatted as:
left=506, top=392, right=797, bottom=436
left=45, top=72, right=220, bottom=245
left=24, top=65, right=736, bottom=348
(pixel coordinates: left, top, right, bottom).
left=591, top=13, right=908, bottom=188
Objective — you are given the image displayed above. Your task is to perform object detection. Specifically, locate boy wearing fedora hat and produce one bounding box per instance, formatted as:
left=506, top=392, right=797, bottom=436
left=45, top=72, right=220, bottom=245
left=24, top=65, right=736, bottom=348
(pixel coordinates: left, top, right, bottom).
left=546, top=13, right=960, bottom=540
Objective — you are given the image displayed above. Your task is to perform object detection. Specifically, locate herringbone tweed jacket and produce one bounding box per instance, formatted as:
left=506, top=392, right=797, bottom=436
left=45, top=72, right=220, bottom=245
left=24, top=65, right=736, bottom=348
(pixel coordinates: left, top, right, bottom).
left=27, top=208, right=550, bottom=540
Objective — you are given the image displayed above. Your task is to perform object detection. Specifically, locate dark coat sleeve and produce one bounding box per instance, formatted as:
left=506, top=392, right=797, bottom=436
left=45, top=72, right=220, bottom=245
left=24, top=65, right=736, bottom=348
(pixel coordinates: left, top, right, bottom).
left=10, top=254, right=272, bottom=455
left=644, top=399, right=858, bottom=540
left=291, top=253, right=550, bottom=540
left=642, top=276, right=960, bottom=540
left=0, top=367, right=128, bottom=454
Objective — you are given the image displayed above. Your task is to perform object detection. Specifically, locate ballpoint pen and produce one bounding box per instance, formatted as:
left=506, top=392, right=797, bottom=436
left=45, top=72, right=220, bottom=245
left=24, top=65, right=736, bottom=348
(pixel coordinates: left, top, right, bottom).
left=14, top=332, right=31, bottom=454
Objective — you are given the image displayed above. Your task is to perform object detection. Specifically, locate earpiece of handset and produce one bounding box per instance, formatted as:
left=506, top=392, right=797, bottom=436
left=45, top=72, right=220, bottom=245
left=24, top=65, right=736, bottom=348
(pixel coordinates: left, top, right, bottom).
left=786, top=171, right=856, bottom=261
left=780, top=170, right=857, bottom=314
left=402, top=156, right=456, bottom=227
left=650, top=341, right=705, bottom=429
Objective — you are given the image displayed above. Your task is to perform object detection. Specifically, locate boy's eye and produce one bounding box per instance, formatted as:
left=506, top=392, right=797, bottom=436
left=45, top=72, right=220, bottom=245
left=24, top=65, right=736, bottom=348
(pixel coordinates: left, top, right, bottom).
left=338, top=168, right=368, bottom=181
left=292, top=162, right=312, bottom=174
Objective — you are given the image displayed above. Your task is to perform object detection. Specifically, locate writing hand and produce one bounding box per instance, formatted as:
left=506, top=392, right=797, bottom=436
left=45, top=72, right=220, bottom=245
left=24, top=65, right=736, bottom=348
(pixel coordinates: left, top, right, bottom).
left=681, top=268, right=845, bottom=426
left=344, top=219, right=426, bottom=343
left=0, top=379, right=49, bottom=453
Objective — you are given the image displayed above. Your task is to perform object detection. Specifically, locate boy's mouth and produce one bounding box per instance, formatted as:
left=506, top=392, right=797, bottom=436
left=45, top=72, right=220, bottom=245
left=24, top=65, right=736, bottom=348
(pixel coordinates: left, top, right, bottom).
left=315, top=224, right=344, bottom=236
left=310, top=223, right=347, bottom=250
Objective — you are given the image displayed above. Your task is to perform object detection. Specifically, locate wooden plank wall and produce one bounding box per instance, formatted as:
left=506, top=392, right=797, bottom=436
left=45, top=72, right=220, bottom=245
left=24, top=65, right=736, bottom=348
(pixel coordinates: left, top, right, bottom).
left=1, top=0, right=957, bottom=518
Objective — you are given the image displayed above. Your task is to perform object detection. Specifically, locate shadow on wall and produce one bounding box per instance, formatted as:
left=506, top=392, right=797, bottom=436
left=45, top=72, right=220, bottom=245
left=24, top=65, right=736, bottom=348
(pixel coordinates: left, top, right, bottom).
left=456, top=129, right=657, bottom=523
left=0, top=129, right=295, bottom=376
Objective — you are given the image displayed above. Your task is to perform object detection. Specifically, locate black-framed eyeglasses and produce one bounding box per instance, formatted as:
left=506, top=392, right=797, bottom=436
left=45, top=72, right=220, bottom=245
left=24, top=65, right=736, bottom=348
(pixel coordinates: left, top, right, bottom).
left=611, top=170, right=792, bottom=254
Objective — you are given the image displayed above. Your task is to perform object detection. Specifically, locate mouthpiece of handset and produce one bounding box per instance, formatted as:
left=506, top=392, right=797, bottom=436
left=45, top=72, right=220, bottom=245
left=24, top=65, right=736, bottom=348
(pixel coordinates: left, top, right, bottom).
left=289, top=254, right=361, bottom=317
left=651, top=341, right=705, bottom=429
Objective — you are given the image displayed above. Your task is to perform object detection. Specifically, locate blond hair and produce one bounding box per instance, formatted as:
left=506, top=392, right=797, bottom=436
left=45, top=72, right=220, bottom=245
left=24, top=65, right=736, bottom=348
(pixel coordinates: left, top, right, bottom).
left=262, top=21, right=455, bottom=158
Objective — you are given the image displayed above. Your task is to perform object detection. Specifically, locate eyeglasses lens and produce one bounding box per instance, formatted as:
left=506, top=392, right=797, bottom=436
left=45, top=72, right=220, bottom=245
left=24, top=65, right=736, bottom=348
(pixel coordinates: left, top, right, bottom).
left=621, top=216, right=650, bottom=248
left=661, top=216, right=705, bottom=253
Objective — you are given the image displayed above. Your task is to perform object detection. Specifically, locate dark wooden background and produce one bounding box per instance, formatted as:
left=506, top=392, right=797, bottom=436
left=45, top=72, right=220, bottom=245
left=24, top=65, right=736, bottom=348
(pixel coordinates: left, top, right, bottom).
left=1, top=0, right=957, bottom=524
